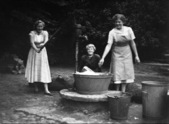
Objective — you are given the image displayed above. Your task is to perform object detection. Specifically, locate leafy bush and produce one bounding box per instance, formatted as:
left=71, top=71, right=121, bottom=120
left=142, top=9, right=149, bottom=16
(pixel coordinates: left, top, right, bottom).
left=1, top=0, right=168, bottom=64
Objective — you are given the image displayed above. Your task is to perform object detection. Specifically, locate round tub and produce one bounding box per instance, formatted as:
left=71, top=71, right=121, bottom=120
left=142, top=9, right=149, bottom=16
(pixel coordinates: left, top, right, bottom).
left=74, top=72, right=112, bottom=95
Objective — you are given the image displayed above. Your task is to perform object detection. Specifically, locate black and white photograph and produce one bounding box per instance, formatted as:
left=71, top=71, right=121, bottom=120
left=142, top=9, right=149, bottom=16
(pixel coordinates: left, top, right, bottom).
left=0, top=0, right=169, bottom=123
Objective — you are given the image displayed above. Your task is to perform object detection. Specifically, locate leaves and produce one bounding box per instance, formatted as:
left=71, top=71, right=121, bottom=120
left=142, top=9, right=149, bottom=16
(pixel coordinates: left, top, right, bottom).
left=1, top=0, right=168, bottom=63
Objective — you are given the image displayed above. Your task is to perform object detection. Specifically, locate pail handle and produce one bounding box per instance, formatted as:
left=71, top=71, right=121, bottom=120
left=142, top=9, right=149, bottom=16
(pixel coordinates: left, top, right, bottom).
left=106, top=92, right=132, bottom=99
left=106, top=95, right=120, bottom=99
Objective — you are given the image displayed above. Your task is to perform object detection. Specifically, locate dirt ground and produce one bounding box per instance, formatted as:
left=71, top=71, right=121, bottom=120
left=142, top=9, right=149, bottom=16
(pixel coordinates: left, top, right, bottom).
left=0, top=62, right=169, bottom=123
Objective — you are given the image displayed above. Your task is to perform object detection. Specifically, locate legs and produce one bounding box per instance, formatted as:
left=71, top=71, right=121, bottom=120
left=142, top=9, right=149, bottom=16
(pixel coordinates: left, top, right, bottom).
left=121, top=83, right=127, bottom=92
left=115, top=83, right=127, bottom=92
left=116, top=84, right=120, bottom=91
left=44, top=83, right=52, bottom=96
left=32, top=82, right=51, bottom=95
left=44, top=83, right=51, bottom=94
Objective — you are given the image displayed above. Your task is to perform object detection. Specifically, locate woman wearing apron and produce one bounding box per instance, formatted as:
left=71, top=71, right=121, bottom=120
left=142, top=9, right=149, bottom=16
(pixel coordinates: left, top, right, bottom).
left=99, top=14, right=140, bottom=92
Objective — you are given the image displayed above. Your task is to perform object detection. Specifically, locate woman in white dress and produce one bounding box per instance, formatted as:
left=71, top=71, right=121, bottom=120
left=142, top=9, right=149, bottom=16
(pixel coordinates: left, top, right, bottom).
left=99, top=14, right=140, bottom=92
left=25, top=20, right=52, bottom=95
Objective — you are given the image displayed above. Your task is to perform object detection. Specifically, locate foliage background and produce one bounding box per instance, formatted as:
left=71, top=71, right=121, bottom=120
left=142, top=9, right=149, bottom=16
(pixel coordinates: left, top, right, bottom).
left=0, top=0, right=169, bottom=66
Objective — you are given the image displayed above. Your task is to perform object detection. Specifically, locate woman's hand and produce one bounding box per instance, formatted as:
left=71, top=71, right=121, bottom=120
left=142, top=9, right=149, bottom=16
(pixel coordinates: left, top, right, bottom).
left=36, top=43, right=44, bottom=48
left=35, top=43, right=44, bottom=53
left=135, top=56, right=140, bottom=63
left=39, top=43, right=45, bottom=48
left=98, top=59, right=104, bottom=67
left=35, top=48, right=41, bottom=53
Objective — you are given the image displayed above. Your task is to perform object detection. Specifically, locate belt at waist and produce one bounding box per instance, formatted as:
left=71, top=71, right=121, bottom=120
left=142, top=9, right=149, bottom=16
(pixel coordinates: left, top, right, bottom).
left=113, top=41, right=130, bottom=47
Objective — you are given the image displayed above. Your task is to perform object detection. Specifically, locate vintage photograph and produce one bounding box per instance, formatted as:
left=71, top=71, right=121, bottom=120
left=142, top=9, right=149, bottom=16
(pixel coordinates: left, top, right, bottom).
left=0, top=0, right=169, bottom=123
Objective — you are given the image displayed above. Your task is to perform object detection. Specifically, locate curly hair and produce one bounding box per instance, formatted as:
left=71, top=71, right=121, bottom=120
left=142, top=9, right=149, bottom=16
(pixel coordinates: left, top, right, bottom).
left=86, top=44, right=96, bottom=51
left=112, top=14, right=127, bottom=24
left=34, top=20, right=45, bottom=29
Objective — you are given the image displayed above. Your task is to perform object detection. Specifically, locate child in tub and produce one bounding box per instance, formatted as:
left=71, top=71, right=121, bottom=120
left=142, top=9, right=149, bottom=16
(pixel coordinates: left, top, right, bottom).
left=78, top=44, right=101, bottom=72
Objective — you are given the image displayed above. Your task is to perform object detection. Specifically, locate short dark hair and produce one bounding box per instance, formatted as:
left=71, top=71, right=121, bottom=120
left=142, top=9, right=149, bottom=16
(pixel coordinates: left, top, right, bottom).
left=112, top=14, right=126, bottom=24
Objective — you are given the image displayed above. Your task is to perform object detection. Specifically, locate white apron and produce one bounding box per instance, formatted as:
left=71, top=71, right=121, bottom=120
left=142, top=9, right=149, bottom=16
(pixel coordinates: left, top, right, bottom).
left=108, top=26, right=135, bottom=84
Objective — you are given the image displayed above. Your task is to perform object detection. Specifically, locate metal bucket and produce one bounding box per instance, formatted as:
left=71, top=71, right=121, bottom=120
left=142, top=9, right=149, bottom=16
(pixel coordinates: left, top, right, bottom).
left=142, top=81, right=169, bottom=119
left=74, top=73, right=112, bottom=95
left=107, top=92, right=132, bottom=120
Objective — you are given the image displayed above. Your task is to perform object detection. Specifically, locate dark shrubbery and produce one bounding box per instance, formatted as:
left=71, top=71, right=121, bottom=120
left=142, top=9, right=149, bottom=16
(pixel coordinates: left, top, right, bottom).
left=1, top=0, right=168, bottom=65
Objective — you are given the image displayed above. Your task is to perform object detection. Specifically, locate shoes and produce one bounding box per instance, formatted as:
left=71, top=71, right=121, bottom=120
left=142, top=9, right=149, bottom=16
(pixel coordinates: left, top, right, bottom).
left=44, top=92, right=53, bottom=96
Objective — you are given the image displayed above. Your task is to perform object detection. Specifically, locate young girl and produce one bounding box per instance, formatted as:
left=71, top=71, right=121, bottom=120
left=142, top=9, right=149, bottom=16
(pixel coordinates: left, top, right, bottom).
left=25, top=20, right=52, bottom=96
left=79, top=44, right=101, bottom=72
left=99, top=14, right=140, bottom=92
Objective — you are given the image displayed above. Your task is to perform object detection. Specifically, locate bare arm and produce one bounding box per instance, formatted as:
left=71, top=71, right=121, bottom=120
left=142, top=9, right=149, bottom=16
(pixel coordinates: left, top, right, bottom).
left=99, top=42, right=112, bottom=67
left=130, top=40, right=140, bottom=63
left=99, top=30, right=114, bottom=67
left=30, top=35, right=40, bottom=53
left=102, top=43, right=112, bottom=60
left=38, top=31, right=49, bottom=52
left=39, top=31, right=49, bottom=47
left=128, top=27, right=140, bottom=63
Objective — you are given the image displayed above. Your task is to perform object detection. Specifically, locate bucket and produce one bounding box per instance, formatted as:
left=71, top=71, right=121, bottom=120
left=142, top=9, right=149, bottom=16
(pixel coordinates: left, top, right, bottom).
left=142, top=81, right=169, bottom=119
left=107, top=92, right=132, bottom=120
left=74, top=73, right=112, bottom=95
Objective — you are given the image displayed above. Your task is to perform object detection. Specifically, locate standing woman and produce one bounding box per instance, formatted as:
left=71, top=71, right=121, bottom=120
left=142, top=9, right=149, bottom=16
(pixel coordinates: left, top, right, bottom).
left=99, top=14, right=140, bottom=92
left=25, top=20, right=52, bottom=95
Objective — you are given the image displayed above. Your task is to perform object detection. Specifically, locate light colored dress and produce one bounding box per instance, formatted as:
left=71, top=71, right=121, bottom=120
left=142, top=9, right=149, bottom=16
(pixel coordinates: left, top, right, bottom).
left=25, top=30, right=51, bottom=83
left=108, top=26, right=135, bottom=84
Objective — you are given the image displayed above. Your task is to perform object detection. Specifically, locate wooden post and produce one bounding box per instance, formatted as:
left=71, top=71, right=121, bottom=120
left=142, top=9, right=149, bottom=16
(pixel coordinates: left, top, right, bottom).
left=75, top=41, right=79, bottom=72
left=74, top=24, right=82, bottom=72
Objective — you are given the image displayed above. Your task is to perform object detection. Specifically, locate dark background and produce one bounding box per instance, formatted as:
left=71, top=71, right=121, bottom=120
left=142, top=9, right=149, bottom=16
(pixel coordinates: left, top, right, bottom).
left=0, top=0, right=169, bottom=66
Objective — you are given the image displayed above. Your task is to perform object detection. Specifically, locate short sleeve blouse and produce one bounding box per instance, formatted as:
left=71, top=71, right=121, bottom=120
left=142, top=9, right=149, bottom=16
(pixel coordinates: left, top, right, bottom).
left=29, top=30, right=48, bottom=43
left=107, top=26, right=135, bottom=44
